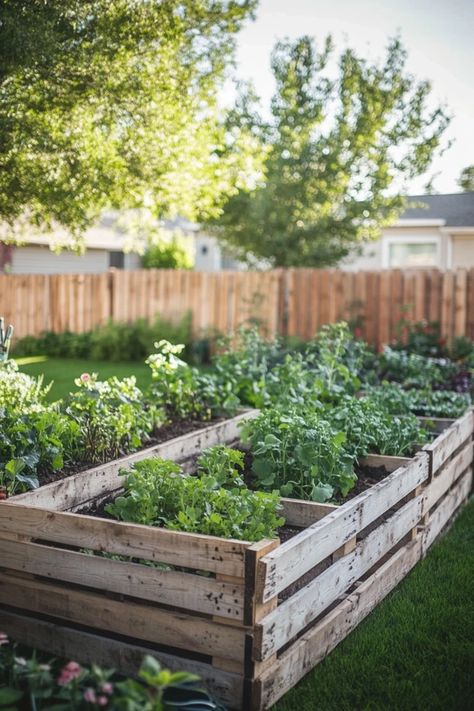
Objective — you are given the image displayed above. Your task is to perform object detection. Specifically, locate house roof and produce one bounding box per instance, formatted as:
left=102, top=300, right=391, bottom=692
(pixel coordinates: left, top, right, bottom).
left=401, top=192, right=474, bottom=227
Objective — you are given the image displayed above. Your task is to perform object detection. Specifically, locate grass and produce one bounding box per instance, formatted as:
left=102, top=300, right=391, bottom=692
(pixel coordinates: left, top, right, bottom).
left=17, top=356, right=151, bottom=401
left=275, top=496, right=474, bottom=711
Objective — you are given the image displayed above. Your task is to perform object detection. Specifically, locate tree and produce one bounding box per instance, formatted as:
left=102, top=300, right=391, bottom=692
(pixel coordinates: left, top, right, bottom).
left=0, top=0, right=260, bottom=248
left=207, top=36, right=450, bottom=267
left=458, top=166, right=474, bottom=191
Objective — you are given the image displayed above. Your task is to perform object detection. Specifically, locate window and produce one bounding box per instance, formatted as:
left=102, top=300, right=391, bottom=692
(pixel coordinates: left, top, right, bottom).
left=382, top=236, right=441, bottom=268
left=109, top=251, right=125, bottom=269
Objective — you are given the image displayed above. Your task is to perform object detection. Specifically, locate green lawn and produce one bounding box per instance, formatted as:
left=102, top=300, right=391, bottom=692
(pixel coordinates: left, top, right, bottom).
left=17, top=356, right=151, bottom=401
left=275, top=497, right=474, bottom=711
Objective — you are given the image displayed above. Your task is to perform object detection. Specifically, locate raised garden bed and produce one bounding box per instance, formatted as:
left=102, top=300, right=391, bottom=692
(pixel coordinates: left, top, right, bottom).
left=0, top=412, right=472, bottom=710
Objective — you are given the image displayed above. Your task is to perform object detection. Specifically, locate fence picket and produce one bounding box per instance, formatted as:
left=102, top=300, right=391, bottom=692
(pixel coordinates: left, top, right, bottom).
left=0, top=268, right=470, bottom=349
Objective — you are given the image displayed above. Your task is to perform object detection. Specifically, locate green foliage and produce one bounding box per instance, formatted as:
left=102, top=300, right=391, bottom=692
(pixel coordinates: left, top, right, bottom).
left=142, top=234, right=193, bottom=270
left=458, top=165, right=474, bottom=191
left=0, top=360, right=51, bottom=413
left=208, top=36, right=449, bottom=267
left=0, top=0, right=261, bottom=246
left=306, top=322, right=375, bottom=401
left=0, top=632, right=220, bottom=711
left=147, top=340, right=238, bottom=421
left=324, top=395, right=428, bottom=459
left=0, top=361, right=77, bottom=495
left=367, top=382, right=471, bottom=419
left=106, top=454, right=284, bottom=542
left=0, top=408, right=78, bottom=496
left=13, top=314, right=194, bottom=363
left=379, top=346, right=457, bottom=389
left=392, top=318, right=447, bottom=357
left=241, top=408, right=356, bottom=502
left=65, top=372, right=161, bottom=464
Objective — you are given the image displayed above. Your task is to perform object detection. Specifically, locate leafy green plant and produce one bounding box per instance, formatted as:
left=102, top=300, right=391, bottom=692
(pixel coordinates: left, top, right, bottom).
left=366, top=382, right=471, bottom=419
left=196, top=445, right=245, bottom=488
left=0, top=408, right=78, bottom=496
left=305, top=322, right=376, bottom=401
left=379, top=346, right=458, bottom=389
left=65, top=372, right=161, bottom=464
left=106, top=455, right=284, bottom=542
left=146, top=340, right=238, bottom=421
left=325, top=396, right=428, bottom=459
left=241, top=408, right=356, bottom=502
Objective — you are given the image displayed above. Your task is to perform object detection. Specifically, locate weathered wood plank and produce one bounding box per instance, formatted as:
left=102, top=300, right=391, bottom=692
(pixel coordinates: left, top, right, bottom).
left=423, top=409, right=473, bottom=473
left=258, top=454, right=428, bottom=603
left=422, top=468, right=472, bottom=552
left=255, top=538, right=423, bottom=710
left=0, top=573, right=246, bottom=663
left=424, top=441, right=473, bottom=511
left=256, top=494, right=424, bottom=660
left=0, top=504, right=248, bottom=577
left=280, top=498, right=337, bottom=528
left=0, top=538, right=245, bottom=620
left=8, top=410, right=257, bottom=511
left=0, top=609, right=242, bottom=708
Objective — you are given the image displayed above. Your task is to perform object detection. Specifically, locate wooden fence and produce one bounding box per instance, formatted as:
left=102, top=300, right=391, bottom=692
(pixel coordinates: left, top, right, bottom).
left=1, top=268, right=474, bottom=350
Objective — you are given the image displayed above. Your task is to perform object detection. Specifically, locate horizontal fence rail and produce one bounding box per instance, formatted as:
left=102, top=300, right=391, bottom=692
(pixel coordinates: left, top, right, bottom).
left=1, top=268, right=473, bottom=349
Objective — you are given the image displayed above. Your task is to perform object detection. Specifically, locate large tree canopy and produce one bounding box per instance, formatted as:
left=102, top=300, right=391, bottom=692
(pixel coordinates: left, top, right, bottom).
left=0, top=0, right=260, bottom=247
left=207, top=36, right=450, bottom=267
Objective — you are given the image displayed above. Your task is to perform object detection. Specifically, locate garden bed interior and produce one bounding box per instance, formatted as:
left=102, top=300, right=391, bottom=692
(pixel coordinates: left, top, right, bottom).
left=0, top=409, right=472, bottom=710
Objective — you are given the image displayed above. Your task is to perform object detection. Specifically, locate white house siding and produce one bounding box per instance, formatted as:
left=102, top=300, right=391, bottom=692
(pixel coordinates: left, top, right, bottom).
left=11, top=246, right=109, bottom=274
left=344, top=227, right=451, bottom=271
left=124, top=252, right=142, bottom=270
left=451, top=235, right=474, bottom=269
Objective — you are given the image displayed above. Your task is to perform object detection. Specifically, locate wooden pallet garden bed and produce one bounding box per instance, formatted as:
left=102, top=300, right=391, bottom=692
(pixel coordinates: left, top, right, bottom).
left=0, top=412, right=472, bottom=710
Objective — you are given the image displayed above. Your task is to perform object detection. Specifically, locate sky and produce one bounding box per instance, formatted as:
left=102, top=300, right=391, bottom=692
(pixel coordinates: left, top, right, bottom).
left=225, top=0, right=474, bottom=194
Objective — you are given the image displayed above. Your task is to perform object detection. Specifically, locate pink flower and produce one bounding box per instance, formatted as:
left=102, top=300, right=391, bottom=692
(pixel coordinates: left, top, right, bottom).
left=57, top=661, right=82, bottom=686
left=80, top=373, right=91, bottom=383
left=0, top=632, right=9, bottom=646
left=101, top=682, right=113, bottom=695
left=83, top=688, right=97, bottom=703
left=97, top=696, right=109, bottom=707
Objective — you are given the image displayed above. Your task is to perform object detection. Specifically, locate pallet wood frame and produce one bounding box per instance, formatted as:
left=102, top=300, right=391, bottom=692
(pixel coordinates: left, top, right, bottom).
left=0, top=411, right=472, bottom=710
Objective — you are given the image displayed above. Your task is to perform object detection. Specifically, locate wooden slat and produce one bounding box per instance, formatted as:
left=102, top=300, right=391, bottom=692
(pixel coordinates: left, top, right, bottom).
left=0, top=538, right=245, bottom=619
left=9, top=410, right=258, bottom=511
left=280, top=498, right=337, bottom=528
left=0, top=504, right=248, bottom=576
left=423, top=409, right=473, bottom=473
left=0, top=609, right=242, bottom=708
left=422, top=467, right=472, bottom=551
left=0, top=573, right=246, bottom=662
left=258, top=454, right=428, bottom=603
left=254, top=538, right=423, bottom=710
left=256, top=493, right=425, bottom=660
left=424, top=441, right=473, bottom=511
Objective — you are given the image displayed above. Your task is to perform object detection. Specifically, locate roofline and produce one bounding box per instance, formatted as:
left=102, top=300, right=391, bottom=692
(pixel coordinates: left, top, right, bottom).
left=439, top=226, right=474, bottom=235
left=391, top=219, right=446, bottom=227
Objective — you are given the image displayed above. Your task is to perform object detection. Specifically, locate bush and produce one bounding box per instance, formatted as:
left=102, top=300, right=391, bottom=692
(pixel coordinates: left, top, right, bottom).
left=12, top=314, right=195, bottom=363
left=142, top=235, right=193, bottom=269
